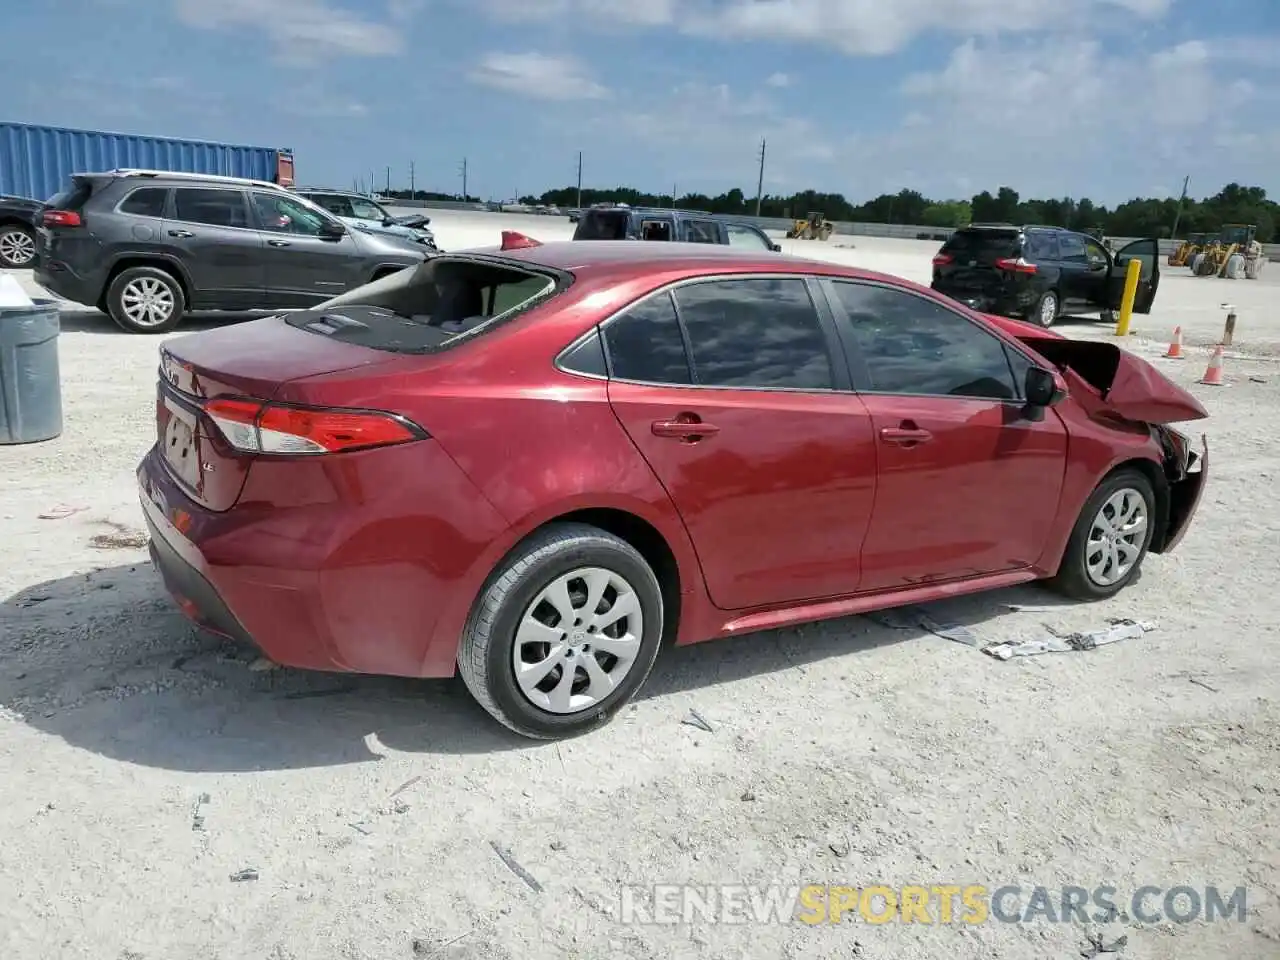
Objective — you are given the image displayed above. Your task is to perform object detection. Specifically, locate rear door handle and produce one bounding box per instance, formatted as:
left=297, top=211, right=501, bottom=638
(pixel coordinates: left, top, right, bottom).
left=267, top=239, right=290, bottom=247
left=168, top=230, right=194, bottom=238
left=880, top=427, right=933, bottom=445
left=652, top=418, right=719, bottom=440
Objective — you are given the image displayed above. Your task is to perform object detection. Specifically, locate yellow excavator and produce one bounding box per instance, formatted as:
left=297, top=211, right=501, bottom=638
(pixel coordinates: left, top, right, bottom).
left=786, top=211, right=834, bottom=241
left=1169, top=232, right=1210, bottom=266
left=1191, top=224, right=1264, bottom=279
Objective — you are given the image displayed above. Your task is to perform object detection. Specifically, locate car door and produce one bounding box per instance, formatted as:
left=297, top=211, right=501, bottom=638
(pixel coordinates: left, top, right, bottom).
left=249, top=191, right=364, bottom=306
left=823, top=279, right=1069, bottom=592
left=1054, top=231, right=1096, bottom=308
left=604, top=275, right=879, bottom=609
left=163, top=187, right=267, bottom=309
left=1103, top=238, right=1161, bottom=313
left=725, top=223, right=775, bottom=252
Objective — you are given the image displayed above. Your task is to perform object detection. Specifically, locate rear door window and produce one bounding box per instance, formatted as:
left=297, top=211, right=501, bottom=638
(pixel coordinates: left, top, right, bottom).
left=942, top=229, right=1022, bottom=263
left=603, top=292, right=693, bottom=384
left=1058, top=233, right=1087, bottom=263
left=683, top=220, right=720, bottom=244
left=118, top=187, right=168, bottom=218
left=172, top=188, right=251, bottom=228
left=1024, top=231, right=1060, bottom=260
left=673, top=278, right=834, bottom=390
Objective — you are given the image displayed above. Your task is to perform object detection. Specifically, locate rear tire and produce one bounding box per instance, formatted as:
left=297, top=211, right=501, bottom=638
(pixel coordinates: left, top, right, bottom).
left=457, top=523, right=665, bottom=740
left=1028, top=290, right=1059, bottom=328
left=106, top=266, right=185, bottom=334
left=1047, top=469, right=1156, bottom=600
left=0, top=224, right=37, bottom=269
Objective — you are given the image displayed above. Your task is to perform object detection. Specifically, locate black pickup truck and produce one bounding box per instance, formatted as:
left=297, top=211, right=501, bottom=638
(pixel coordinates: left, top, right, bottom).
left=0, top=194, right=41, bottom=269
left=572, top=205, right=782, bottom=252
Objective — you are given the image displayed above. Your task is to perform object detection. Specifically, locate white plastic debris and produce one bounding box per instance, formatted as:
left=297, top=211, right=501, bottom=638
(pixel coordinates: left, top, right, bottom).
left=984, top=618, right=1156, bottom=660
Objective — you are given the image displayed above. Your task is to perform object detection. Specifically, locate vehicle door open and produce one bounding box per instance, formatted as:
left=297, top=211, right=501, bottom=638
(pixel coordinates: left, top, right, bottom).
left=1104, top=238, right=1161, bottom=314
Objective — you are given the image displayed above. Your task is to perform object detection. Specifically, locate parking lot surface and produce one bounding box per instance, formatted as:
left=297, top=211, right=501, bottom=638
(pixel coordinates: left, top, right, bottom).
left=1, top=210, right=1277, bottom=959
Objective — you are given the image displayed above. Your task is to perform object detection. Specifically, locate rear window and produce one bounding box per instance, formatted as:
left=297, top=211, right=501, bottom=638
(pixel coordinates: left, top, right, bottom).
left=286, top=257, right=562, bottom=353
left=941, top=229, right=1022, bottom=260
left=573, top=210, right=629, bottom=240
left=46, top=177, right=93, bottom=209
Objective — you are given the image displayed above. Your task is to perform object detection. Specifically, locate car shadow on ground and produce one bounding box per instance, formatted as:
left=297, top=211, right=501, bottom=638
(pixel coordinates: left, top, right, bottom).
left=55, top=308, right=275, bottom=334
left=1, top=559, right=1081, bottom=773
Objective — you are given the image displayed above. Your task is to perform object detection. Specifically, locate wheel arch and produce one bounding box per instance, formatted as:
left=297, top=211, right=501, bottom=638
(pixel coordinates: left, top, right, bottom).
left=1075, top=455, right=1170, bottom=561
left=100, top=256, right=193, bottom=311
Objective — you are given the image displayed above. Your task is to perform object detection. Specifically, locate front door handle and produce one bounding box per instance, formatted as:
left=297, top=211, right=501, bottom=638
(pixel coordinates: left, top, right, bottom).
left=267, top=239, right=291, bottom=247
left=880, top=426, right=933, bottom=445
left=652, top=417, right=719, bottom=441
left=168, top=230, right=194, bottom=238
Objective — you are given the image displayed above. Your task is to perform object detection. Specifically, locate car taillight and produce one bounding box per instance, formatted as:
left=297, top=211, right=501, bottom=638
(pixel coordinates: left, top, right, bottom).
left=42, top=209, right=82, bottom=227
left=995, top=257, right=1037, bottom=274
left=932, top=253, right=953, bottom=266
left=204, top=397, right=426, bottom=455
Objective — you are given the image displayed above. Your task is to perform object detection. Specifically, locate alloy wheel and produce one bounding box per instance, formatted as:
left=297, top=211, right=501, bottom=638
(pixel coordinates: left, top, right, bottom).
left=511, top=566, right=644, bottom=714
left=121, top=277, right=176, bottom=328
left=1040, top=293, right=1058, bottom=326
left=1085, top=487, right=1148, bottom=586
left=0, top=228, right=36, bottom=267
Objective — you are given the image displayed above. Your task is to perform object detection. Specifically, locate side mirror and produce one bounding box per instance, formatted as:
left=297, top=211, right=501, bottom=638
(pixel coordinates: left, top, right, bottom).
left=319, top=220, right=346, bottom=239
left=1023, top=366, right=1066, bottom=420
left=382, top=216, right=394, bottom=226
left=772, top=243, right=782, bottom=252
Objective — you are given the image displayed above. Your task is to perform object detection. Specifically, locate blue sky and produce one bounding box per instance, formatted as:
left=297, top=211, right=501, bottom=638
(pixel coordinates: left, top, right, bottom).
left=7, top=0, right=1280, bottom=204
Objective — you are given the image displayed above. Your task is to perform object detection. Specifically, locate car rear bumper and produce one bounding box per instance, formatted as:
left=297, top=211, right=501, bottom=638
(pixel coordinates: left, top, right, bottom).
left=931, top=283, right=1038, bottom=318
left=136, top=438, right=510, bottom=678
left=34, top=260, right=101, bottom=306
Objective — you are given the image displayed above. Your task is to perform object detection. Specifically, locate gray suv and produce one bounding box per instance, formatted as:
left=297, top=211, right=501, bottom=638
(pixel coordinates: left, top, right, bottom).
left=34, top=170, right=428, bottom=333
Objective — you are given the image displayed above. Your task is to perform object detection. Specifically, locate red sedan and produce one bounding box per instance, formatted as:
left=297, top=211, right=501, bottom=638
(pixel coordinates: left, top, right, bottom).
left=137, top=235, right=1208, bottom=739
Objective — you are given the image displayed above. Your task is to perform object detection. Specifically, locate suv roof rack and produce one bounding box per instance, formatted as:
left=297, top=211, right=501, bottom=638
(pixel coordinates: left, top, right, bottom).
left=96, top=169, right=285, bottom=191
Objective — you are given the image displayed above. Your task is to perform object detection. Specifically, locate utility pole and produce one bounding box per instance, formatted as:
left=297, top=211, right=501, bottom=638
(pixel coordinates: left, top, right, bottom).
left=672, top=183, right=677, bottom=209
left=576, top=151, right=583, bottom=211
left=409, top=160, right=416, bottom=200
left=754, top=138, right=766, bottom=217
left=1170, top=174, right=1190, bottom=239
left=459, top=158, right=468, bottom=201
left=384, top=166, right=391, bottom=195
left=369, top=171, right=375, bottom=197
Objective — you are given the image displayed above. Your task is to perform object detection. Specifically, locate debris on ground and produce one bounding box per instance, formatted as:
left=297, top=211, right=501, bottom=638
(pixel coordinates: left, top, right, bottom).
left=740, top=789, right=757, bottom=801
left=38, top=505, right=88, bottom=520
left=391, top=775, right=423, bottom=798
left=864, top=605, right=981, bottom=646
left=88, top=521, right=150, bottom=549
left=681, top=709, right=714, bottom=733
left=247, top=657, right=279, bottom=673
left=412, top=931, right=473, bottom=957
left=229, top=868, right=259, bottom=882
left=985, top=619, right=1156, bottom=660
left=348, top=822, right=372, bottom=836
left=1187, top=676, right=1220, bottom=693
left=828, top=836, right=850, bottom=857
left=489, top=841, right=543, bottom=892
left=191, top=792, right=211, bottom=832
left=1081, top=931, right=1128, bottom=957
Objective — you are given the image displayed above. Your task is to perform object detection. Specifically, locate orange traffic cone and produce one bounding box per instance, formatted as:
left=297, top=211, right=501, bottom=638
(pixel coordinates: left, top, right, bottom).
left=1164, top=326, right=1184, bottom=359
left=1198, top=344, right=1226, bottom=386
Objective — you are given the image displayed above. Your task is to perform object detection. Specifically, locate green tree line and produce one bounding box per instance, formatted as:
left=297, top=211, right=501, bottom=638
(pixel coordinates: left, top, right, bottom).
left=384, top=182, right=1277, bottom=242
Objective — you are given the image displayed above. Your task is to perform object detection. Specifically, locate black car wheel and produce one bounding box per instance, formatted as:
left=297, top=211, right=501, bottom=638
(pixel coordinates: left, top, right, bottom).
left=0, top=225, right=37, bottom=269
left=106, top=266, right=186, bottom=334
left=1029, top=290, right=1059, bottom=328
left=1047, top=469, right=1156, bottom=600
left=457, top=522, right=665, bottom=740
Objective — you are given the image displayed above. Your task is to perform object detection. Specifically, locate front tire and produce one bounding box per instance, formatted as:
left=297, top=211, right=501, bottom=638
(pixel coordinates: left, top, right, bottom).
left=1048, top=469, right=1156, bottom=600
left=457, top=523, right=665, bottom=739
left=106, top=266, right=185, bottom=334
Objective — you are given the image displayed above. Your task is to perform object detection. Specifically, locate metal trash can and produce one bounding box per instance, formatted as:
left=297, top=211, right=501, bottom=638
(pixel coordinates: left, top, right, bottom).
left=0, top=299, right=63, bottom=444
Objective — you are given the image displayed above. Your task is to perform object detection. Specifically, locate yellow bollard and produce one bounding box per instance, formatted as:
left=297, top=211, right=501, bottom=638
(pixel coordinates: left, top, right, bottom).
left=1113, top=257, right=1142, bottom=336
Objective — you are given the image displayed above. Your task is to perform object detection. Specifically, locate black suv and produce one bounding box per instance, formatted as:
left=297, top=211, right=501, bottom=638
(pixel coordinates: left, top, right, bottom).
left=930, top=224, right=1161, bottom=328
left=34, top=170, right=427, bottom=333
left=0, top=194, right=41, bottom=269
left=572, top=206, right=782, bottom=251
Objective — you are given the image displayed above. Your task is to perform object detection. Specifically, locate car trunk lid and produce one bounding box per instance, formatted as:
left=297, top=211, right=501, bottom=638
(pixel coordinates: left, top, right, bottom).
left=155, top=314, right=399, bottom=511
left=1018, top=337, right=1208, bottom=424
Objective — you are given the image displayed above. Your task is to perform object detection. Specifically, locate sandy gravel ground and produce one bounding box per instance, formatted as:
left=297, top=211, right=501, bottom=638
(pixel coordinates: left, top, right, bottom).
left=1, top=212, right=1278, bottom=960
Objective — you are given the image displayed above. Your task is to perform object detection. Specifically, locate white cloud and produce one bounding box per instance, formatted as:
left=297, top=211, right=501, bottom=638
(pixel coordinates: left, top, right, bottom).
left=171, top=0, right=406, bottom=61
left=764, top=72, right=791, bottom=87
left=468, top=53, right=612, bottom=101
left=474, top=0, right=677, bottom=25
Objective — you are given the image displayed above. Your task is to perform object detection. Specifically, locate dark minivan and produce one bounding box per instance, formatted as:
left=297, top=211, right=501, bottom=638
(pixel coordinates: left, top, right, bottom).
left=572, top=206, right=782, bottom=252
left=931, top=224, right=1160, bottom=328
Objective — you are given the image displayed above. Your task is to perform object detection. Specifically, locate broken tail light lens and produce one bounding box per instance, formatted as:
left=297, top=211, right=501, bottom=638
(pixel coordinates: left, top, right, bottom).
left=205, top=397, right=427, bottom=455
